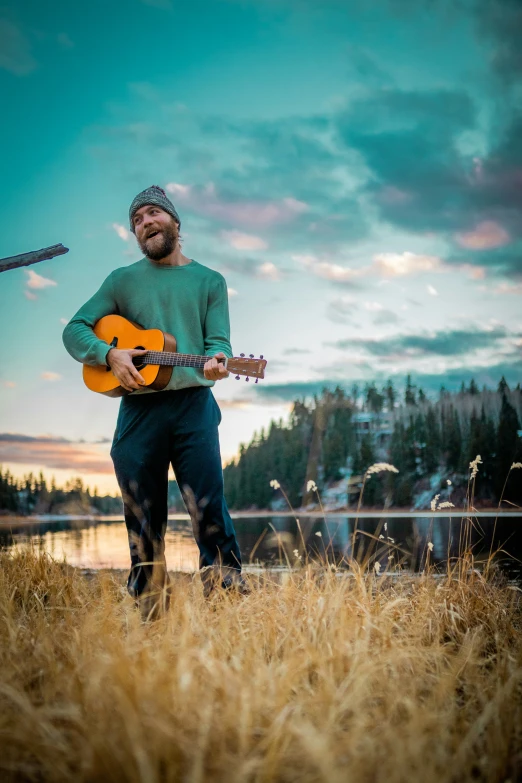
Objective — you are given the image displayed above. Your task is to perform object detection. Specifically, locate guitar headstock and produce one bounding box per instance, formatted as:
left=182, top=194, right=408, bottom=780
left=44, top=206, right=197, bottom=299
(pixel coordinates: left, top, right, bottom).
left=227, top=354, right=267, bottom=381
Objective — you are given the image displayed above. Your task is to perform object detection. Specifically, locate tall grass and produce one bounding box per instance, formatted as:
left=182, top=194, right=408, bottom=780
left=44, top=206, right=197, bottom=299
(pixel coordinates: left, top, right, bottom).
left=0, top=545, right=521, bottom=782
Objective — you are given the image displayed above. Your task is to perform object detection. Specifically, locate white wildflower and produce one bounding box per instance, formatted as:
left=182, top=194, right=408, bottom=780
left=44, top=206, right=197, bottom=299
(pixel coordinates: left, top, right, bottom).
left=384, top=522, right=388, bottom=532
left=469, top=455, right=482, bottom=479
left=365, top=462, right=399, bottom=479
left=315, top=531, right=322, bottom=537
left=269, top=479, right=280, bottom=490
left=427, top=541, right=434, bottom=552
left=511, top=462, right=522, bottom=469
left=431, top=494, right=440, bottom=511
left=307, top=479, right=318, bottom=492
left=388, top=537, right=395, bottom=543
left=293, top=549, right=299, bottom=557
left=379, top=534, right=385, bottom=539
left=388, top=554, right=394, bottom=561
left=374, top=561, right=381, bottom=574
left=447, top=479, right=452, bottom=486
left=437, top=501, right=455, bottom=509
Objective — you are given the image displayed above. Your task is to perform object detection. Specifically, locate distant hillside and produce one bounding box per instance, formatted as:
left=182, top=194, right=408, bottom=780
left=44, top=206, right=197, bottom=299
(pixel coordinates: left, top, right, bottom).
left=223, top=376, right=522, bottom=510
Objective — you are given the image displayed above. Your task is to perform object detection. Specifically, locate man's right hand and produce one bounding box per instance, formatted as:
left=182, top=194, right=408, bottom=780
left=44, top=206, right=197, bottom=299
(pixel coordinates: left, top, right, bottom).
left=106, top=348, right=148, bottom=392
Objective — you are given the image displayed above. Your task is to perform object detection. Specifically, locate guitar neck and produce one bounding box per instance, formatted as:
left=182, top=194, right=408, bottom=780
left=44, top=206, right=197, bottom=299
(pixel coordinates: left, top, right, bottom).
left=141, top=350, right=267, bottom=380
left=144, top=351, right=214, bottom=368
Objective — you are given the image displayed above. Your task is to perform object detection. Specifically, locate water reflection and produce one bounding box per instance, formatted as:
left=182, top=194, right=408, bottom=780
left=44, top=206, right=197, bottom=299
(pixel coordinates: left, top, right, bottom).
left=1, top=514, right=521, bottom=576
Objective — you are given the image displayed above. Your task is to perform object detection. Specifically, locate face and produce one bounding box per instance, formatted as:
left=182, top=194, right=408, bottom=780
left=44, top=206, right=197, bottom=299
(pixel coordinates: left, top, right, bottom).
left=133, top=205, right=180, bottom=261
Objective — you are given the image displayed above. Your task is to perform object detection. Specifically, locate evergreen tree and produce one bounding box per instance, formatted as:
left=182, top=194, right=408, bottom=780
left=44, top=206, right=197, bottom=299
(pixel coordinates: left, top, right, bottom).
left=384, top=379, right=396, bottom=411
left=498, top=376, right=509, bottom=396
left=446, top=408, right=462, bottom=472
left=468, top=378, right=479, bottom=395
left=404, top=375, right=416, bottom=406
left=494, top=391, right=522, bottom=502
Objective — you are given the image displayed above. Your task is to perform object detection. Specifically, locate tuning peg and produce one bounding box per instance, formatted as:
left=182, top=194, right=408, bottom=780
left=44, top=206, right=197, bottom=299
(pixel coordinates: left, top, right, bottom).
left=255, top=378, right=258, bottom=384
left=235, top=375, right=240, bottom=380
left=260, top=355, right=263, bottom=359
left=240, top=353, right=245, bottom=357
left=249, top=354, right=254, bottom=358
left=245, top=377, right=250, bottom=382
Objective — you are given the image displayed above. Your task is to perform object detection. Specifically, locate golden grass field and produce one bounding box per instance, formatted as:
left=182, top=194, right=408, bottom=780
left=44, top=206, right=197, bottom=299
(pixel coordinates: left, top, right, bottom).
left=0, top=546, right=521, bottom=783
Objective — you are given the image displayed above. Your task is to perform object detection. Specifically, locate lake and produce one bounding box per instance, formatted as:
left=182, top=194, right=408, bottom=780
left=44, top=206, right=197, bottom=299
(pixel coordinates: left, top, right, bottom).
left=1, top=512, right=521, bottom=578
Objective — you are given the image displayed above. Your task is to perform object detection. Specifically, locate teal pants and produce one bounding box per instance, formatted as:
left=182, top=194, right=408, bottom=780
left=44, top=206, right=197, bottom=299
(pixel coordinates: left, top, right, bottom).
left=110, top=386, right=242, bottom=597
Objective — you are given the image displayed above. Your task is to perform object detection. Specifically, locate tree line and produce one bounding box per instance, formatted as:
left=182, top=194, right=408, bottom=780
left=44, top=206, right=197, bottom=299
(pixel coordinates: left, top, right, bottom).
left=0, top=471, right=122, bottom=516
left=223, top=376, right=522, bottom=509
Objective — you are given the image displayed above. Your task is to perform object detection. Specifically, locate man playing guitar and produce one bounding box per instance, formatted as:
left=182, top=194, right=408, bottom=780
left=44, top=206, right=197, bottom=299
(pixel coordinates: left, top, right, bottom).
left=63, top=185, right=243, bottom=614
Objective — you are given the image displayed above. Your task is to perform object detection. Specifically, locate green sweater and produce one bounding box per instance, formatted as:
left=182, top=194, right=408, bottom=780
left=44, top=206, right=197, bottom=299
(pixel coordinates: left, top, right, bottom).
left=62, top=258, right=232, bottom=393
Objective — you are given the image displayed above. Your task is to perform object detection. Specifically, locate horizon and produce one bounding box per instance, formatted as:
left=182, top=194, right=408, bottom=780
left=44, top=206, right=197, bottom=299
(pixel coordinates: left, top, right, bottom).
left=1, top=0, right=521, bottom=494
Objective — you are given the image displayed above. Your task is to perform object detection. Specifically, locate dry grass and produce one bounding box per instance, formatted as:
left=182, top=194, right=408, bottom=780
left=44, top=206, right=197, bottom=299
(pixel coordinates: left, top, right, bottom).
left=0, top=548, right=521, bottom=783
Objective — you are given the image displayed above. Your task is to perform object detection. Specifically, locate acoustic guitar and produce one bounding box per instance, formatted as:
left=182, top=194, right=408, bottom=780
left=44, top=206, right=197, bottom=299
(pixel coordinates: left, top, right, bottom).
left=83, top=314, right=267, bottom=397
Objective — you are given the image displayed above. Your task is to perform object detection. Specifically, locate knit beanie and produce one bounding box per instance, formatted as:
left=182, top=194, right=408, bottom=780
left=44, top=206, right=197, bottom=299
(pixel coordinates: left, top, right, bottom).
left=129, top=185, right=181, bottom=233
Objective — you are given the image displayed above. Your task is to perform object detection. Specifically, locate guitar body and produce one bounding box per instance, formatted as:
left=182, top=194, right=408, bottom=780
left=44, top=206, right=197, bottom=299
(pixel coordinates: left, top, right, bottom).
left=83, top=314, right=176, bottom=397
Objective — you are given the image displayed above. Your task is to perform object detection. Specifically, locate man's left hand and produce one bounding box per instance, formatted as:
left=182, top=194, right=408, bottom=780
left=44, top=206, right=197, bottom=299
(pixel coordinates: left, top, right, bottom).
left=204, top=352, right=229, bottom=381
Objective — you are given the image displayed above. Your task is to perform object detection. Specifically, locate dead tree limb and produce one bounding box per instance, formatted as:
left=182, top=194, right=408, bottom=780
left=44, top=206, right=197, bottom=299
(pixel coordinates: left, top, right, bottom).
left=0, top=244, right=69, bottom=274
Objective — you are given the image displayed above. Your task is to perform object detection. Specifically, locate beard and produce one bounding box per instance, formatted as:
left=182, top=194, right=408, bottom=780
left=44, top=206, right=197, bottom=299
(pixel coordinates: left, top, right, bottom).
left=139, top=222, right=178, bottom=261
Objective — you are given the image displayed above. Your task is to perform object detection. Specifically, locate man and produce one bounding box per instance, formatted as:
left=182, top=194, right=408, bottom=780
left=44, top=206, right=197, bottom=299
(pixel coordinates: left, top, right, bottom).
left=63, top=185, right=242, bottom=612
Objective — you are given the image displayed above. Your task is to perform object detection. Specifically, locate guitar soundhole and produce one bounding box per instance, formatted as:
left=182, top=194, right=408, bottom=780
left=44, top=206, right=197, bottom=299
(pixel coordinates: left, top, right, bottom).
left=132, top=346, right=147, bottom=370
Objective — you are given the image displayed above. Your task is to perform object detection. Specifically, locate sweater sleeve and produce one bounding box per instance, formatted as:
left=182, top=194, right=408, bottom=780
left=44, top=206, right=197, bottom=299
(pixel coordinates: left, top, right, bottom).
left=203, top=275, right=233, bottom=358
left=62, top=273, right=119, bottom=366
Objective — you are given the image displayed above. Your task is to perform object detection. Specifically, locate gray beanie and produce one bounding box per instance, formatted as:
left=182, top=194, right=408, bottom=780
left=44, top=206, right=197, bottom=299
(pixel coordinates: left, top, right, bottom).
left=129, top=185, right=181, bottom=233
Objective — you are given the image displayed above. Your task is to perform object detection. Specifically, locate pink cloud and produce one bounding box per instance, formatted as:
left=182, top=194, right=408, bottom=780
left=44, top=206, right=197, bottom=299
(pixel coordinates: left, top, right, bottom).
left=456, top=220, right=510, bottom=250
left=165, top=181, right=309, bottom=228
left=221, top=230, right=268, bottom=250
left=0, top=435, right=113, bottom=474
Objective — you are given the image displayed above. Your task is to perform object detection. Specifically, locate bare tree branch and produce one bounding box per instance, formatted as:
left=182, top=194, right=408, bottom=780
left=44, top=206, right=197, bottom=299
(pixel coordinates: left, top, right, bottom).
left=0, top=244, right=69, bottom=274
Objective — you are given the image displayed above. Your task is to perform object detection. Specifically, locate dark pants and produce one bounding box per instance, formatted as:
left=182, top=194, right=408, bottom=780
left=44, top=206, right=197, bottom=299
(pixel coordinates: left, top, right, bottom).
left=110, top=386, right=241, bottom=598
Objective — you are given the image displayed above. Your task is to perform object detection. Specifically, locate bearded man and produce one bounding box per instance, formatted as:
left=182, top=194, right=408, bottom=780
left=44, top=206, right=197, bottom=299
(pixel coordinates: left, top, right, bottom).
left=63, top=185, right=242, bottom=612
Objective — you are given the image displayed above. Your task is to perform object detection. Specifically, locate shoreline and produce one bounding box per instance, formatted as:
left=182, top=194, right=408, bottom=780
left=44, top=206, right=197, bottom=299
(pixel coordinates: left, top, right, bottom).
left=0, top=507, right=519, bottom=529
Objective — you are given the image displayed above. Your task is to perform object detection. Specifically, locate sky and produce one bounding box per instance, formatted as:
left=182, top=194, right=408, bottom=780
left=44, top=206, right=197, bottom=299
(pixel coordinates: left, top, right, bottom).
left=0, top=0, right=521, bottom=494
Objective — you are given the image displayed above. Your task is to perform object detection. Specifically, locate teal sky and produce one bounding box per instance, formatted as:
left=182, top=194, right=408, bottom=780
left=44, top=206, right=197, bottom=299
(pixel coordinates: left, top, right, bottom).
left=1, top=0, right=521, bottom=492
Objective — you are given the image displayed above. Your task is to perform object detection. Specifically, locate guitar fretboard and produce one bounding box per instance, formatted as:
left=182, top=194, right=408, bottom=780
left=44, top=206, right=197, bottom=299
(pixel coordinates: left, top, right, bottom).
left=143, top=351, right=216, bottom=368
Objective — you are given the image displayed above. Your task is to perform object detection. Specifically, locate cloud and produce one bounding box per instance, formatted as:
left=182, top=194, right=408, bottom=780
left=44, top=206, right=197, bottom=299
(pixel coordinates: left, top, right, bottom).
left=327, top=295, right=357, bottom=324
left=334, top=81, right=522, bottom=274
left=227, top=287, right=238, bottom=297
left=221, top=231, right=268, bottom=250
left=281, top=347, right=312, bottom=355
left=257, top=262, right=281, bottom=281
left=455, top=220, right=511, bottom=250
left=427, top=285, right=438, bottom=296
left=373, top=309, right=401, bottom=326
left=373, top=251, right=442, bottom=277
left=60, top=318, right=68, bottom=325
left=112, top=223, right=130, bottom=241
left=255, top=361, right=522, bottom=402
left=215, top=398, right=253, bottom=410
left=0, top=19, right=38, bottom=75
left=41, top=372, right=62, bottom=381
left=165, top=181, right=309, bottom=229
left=0, top=434, right=113, bottom=474
left=294, top=254, right=359, bottom=284
left=494, top=281, right=522, bottom=295
left=25, top=270, right=57, bottom=290
left=2, top=381, right=16, bottom=388
left=328, top=326, right=515, bottom=359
